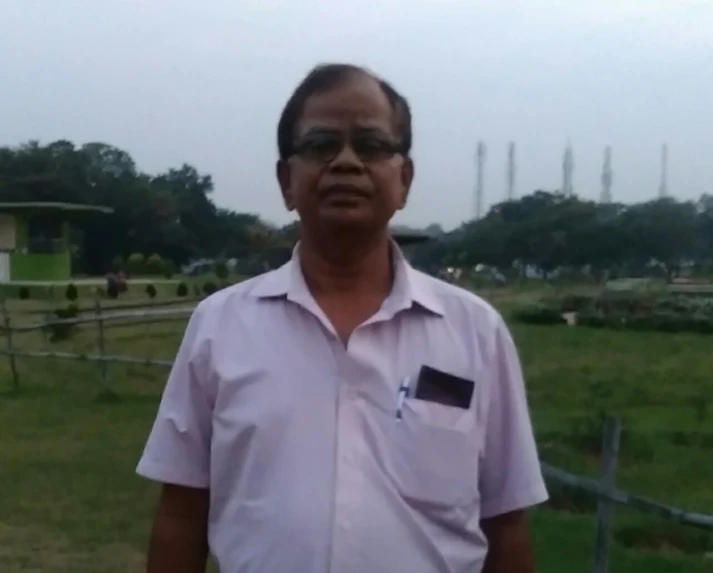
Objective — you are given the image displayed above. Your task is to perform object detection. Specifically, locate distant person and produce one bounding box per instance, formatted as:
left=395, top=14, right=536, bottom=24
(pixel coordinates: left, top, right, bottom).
left=137, top=63, right=548, bottom=573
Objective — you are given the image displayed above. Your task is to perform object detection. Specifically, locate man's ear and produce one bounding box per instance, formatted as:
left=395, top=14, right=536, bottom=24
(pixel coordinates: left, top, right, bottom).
left=276, top=159, right=295, bottom=211
left=398, top=157, right=414, bottom=209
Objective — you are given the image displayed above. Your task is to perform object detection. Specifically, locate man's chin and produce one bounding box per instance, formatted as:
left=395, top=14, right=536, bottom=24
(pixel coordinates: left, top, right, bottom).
left=318, top=206, right=375, bottom=228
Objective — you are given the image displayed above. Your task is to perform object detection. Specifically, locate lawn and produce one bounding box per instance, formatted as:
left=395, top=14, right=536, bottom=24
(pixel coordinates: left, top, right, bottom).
left=0, top=288, right=712, bottom=572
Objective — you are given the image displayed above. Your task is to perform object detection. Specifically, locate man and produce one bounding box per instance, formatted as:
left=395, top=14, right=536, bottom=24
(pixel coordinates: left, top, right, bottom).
left=137, top=63, right=548, bottom=573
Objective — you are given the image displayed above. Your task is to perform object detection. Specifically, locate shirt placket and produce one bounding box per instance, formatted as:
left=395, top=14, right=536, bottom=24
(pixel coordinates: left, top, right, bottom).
left=329, top=356, right=368, bottom=573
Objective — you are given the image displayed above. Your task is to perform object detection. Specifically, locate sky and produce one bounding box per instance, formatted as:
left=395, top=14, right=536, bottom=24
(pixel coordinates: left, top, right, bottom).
left=2, top=0, right=712, bottom=229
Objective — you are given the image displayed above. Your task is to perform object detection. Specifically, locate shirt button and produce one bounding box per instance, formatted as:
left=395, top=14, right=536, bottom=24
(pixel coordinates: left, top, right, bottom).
left=341, top=521, right=352, bottom=531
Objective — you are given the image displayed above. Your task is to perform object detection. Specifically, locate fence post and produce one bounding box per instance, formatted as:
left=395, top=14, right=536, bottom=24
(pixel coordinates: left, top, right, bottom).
left=94, top=297, right=109, bottom=394
left=1, top=297, right=19, bottom=392
left=591, top=416, right=622, bottom=573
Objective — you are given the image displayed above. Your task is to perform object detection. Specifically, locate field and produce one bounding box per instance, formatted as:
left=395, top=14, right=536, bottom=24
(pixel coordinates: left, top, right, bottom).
left=1, top=285, right=712, bottom=572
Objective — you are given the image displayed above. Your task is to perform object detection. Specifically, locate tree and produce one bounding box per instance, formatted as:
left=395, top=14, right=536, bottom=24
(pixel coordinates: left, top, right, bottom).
left=410, top=191, right=709, bottom=282
left=618, top=198, right=699, bottom=280
left=3, top=138, right=711, bottom=283
left=0, top=139, right=277, bottom=274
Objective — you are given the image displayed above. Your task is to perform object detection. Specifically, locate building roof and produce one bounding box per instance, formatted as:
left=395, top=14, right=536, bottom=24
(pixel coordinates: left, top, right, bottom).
left=0, top=202, right=113, bottom=214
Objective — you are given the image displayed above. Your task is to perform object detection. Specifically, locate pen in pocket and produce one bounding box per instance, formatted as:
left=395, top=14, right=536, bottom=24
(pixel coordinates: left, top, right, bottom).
left=396, top=376, right=412, bottom=421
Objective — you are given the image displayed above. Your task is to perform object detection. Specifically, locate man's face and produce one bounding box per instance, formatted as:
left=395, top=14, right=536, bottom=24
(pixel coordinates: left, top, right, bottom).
left=277, top=74, right=413, bottom=233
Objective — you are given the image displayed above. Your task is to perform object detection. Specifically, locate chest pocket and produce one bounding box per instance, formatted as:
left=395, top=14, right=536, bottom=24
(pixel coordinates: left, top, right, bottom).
left=388, top=397, right=478, bottom=508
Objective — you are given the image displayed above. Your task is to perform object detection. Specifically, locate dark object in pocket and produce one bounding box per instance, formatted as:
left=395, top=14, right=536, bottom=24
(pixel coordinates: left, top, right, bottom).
left=414, top=366, right=474, bottom=409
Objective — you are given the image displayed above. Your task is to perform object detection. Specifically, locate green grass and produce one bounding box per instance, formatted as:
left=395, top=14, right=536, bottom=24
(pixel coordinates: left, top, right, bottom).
left=1, top=288, right=712, bottom=571
left=513, top=324, right=713, bottom=572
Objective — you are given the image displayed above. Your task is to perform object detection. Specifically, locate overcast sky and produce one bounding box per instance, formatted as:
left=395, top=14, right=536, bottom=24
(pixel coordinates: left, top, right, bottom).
left=2, top=0, right=712, bottom=229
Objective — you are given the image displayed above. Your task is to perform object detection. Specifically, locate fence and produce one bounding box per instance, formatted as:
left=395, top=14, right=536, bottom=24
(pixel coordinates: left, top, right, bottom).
left=0, top=298, right=195, bottom=393
left=1, top=301, right=713, bottom=571
left=541, top=417, right=713, bottom=572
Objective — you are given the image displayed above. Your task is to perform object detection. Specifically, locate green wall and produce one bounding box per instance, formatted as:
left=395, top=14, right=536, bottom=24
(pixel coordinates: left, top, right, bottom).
left=10, top=252, right=71, bottom=281
left=9, top=216, right=72, bottom=281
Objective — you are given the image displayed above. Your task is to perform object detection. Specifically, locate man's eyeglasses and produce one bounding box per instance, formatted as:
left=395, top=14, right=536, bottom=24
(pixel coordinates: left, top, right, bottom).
left=291, top=128, right=403, bottom=164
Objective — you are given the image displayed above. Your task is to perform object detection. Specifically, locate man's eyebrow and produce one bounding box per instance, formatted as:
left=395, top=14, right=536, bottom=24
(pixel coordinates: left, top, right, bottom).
left=300, top=127, right=340, bottom=138
left=354, top=127, right=394, bottom=138
left=300, top=126, right=392, bottom=137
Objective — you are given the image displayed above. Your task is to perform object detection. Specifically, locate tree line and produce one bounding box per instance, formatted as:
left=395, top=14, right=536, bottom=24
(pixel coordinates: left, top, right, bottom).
left=2, top=140, right=712, bottom=280
left=411, top=191, right=713, bottom=281
left=0, top=140, right=293, bottom=275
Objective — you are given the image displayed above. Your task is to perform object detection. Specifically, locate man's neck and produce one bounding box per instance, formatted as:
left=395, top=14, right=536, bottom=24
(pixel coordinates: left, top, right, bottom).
left=298, top=229, right=393, bottom=297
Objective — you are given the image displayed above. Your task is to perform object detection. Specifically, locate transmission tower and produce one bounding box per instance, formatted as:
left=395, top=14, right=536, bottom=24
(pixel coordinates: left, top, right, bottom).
left=562, top=141, right=574, bottom=196
left=506, top=142, right=516, bottom=201
left=658, top=143, right=669, bottom=198
left=600, top=146, right=613, bottom=203
left=475, top=141, right=486, bottom=219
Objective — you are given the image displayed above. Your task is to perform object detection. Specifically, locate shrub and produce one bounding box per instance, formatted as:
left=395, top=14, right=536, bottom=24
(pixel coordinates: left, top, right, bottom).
left=145, top=284, right=157, bottom=299
left=202, top=281, right=218, bottom=296
left=18, top=286, right=30, bottom=300
left=126, top=252, right=145, bottom=275
left=214, top=258, right=229, bottom=281
left=511, top=305, right=566, bottom=326
left=106, top=280, right=119, bottom=299
left=559, top=294, right=595, bottom=313
left=162, top=259, right=177, bottom=279
left=46, top=304, right=79, bottom=342
left=192, top=284, right=202, bottom=298
left=65, top=283, right=78, bottom=301
left=176, top=282, right=188, bottom=297
left=657, top=297, right=691, bottom=314
left=595, top=291, right=659, bottom=314
left=145, top=253, right=165, bottom=276
left=576, top=311, right=603, bottom=328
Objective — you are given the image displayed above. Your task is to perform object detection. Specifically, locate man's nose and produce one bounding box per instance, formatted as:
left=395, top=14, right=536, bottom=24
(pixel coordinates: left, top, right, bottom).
left=329, top=143, right=364, bottom=172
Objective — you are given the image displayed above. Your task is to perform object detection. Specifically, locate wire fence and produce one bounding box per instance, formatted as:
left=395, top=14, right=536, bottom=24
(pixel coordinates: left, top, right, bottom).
left=1, top=299, right=712, bottom=571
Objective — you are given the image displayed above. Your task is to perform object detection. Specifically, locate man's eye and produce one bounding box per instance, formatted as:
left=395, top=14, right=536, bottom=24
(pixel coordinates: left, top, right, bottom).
left=355, top=139, right=393, bottom=156
left=303, top=139, right=341, bottom=155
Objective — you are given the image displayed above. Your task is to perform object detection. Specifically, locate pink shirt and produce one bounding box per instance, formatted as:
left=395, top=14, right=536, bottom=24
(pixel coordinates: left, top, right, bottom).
left=137, top=245, right=548, bottom=573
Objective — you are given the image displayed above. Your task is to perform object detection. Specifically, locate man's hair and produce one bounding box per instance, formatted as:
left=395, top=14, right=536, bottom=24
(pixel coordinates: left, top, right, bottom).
left=277, top=63, right=412, bottom=160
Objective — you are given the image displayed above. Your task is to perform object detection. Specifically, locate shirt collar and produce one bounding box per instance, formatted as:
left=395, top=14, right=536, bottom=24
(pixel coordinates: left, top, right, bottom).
left=250, top=240, right=444, bottom=317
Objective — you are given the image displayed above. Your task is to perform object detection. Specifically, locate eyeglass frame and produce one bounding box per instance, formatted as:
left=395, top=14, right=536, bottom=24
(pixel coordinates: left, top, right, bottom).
left=288, top=127, right=405, bottom=164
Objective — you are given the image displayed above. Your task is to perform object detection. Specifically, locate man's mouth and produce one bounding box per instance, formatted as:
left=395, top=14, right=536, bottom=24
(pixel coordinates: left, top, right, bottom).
left=321, top=185, right=370, bottom=204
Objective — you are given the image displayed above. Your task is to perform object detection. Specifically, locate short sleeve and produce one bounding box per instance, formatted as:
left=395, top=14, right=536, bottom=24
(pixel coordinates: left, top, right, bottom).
left=478, top=316, right=548, bottom=518
left=136, top=305, right=213, bottom=488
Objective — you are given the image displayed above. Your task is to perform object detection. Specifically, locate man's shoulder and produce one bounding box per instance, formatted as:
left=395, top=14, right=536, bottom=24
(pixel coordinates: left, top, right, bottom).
left=191, top=268, right=282, bottom=319
left=411, top=269, right=503, bottom=328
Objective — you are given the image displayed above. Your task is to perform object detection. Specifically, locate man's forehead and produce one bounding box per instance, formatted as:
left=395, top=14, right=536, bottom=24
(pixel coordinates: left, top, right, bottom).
left=298, top=77, right=393, bottom=131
